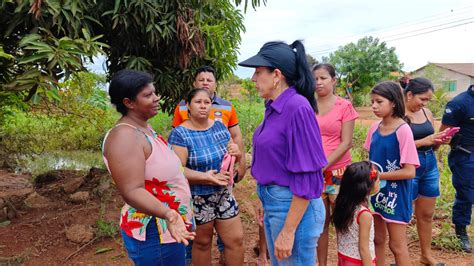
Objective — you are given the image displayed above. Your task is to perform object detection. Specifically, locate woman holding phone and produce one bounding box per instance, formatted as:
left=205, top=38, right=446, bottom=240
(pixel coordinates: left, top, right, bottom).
left=168, top=88, right=244, bottom=266
left=404, top=77, right=450, bottom=265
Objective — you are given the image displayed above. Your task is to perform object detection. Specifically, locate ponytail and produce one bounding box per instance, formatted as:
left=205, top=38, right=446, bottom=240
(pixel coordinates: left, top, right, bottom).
left=289, top=41, right=317, bottom=113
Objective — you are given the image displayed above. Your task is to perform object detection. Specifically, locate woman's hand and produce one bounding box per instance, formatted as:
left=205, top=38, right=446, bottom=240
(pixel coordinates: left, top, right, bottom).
left=227, top=143, right=241, bottom=159
left=434, top=128, right=452, bottom=145
left=255, top=201, right=264, bottom=226
left=274, top=228, right=295, bottom=261
left=203, top=170, right=229, bottom=186
left=422, top=131, right=445, bottom=146
left=165, top=209, right=196, bottom=246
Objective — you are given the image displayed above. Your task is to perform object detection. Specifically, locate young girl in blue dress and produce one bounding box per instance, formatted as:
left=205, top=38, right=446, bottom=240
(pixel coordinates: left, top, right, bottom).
left=363, top=81, right=420, bottom=266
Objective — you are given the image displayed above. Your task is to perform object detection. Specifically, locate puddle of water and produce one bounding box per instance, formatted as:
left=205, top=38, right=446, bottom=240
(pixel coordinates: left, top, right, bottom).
left=18, top=150, right=104, bottom=176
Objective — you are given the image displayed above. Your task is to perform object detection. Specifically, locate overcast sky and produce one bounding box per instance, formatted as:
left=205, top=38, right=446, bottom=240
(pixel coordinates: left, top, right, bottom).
left=88, top=1, right=474, bottom=78
left=235, top=0, right=474, bottom=78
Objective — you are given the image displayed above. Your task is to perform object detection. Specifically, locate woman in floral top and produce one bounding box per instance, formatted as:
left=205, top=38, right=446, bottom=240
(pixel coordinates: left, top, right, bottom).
left=102, top=70, right=195, bottom=265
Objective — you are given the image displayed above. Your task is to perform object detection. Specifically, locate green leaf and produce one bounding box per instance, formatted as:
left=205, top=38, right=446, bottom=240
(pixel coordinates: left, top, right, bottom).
left=82, top=28, right=91, bottom=40
left=0, top=220, right=11, bottom=228
left=95, top=247, right=114, bottom=254
left=71, top=1, right=78, bottom=16
left=31, top=93, right=41, bottom=104
left=23, top=41, right=54, bottom=51
left=46, top=88, right=61, bottom=101
left=113, top=0, right=121, bottom=14
left=19, top=34, right=42, bottom=46
left=19, top=53, right=50, bottom=64
left=0, top=47, right=15, bottom=60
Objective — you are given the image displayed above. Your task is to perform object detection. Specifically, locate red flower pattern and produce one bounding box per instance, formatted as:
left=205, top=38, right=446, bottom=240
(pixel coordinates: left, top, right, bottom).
left=121, top=211, right=144, bottom=237
left=145, top=178, right=182, bottom=211
left=145, top=178, right=169, bottom=197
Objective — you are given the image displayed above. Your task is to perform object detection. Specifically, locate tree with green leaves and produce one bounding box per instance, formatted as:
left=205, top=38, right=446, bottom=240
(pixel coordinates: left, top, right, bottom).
left=418, top=63, right=449, bottom=118
left=322, top=36, right=403, bottom=93
left=306, top=54, right=318, bottom=69
left=0, top=0, right=266, bottom=112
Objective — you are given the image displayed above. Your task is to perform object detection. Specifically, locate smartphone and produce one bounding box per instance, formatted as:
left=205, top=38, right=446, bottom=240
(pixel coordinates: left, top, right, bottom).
left=442, top=127, right=460, bottom=139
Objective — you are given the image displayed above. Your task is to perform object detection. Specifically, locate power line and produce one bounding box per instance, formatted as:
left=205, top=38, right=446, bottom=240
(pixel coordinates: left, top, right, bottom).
left=306, top=5, right=474, bottom=55
left=309, top=17, right=473, bottom=56
left=384, top=20, right=474, bottom=42
left=306, top=5, right=474, bottom=51
left=364, top=5, right=474, bottom=37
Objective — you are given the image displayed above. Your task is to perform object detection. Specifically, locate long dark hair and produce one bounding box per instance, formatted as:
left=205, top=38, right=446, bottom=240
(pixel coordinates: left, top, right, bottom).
left=288, top=40, right=317, bottom=112
left=371, top=81, right=406, bottom=120
left=332, top=161, right=378, bottom=234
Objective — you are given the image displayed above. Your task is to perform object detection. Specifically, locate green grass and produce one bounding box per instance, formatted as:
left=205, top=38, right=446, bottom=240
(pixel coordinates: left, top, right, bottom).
left=232, top=99, right=265, bottom=152
left=96, top=219, right=119, bottom=239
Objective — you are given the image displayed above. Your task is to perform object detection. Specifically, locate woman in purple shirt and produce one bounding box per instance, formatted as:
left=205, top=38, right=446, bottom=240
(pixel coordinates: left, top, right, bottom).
left=239, top=41, right=327, bottom=265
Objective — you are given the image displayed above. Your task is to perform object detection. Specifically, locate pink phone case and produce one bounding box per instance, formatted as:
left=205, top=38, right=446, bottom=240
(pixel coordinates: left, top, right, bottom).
left=442, top=127, right=460, bottom=139
left=220, top=153, right=236, bottom=186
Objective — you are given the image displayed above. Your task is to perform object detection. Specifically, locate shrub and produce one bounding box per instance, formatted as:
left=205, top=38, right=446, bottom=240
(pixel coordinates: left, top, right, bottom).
left=350, top=122, right=369, bottom=161
left=233, top=99, right=264, bottom=152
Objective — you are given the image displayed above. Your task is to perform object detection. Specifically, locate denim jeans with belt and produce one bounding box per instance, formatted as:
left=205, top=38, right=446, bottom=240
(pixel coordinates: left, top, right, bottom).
left=257, top=184, right=325, bottom=265
left=121, top=219, right=186, bottom=266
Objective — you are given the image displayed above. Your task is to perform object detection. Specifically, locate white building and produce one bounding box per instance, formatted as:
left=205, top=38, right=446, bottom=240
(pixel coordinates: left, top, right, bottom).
left=411, top=63, right=474, bottom=97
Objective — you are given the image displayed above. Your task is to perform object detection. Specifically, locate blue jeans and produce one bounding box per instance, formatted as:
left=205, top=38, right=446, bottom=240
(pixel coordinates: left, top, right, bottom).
left=413, top=149, right=440, bottom=199
left=121, top=219, right=186, bottom=266
left=448, top=150, right=474, bottom=226
left=185, top=236, right=224, bottom=264
left=257, top=184, right=325, bottom=265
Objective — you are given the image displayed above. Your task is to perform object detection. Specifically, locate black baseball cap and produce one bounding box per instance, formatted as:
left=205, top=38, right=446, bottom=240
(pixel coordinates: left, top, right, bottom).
left=238, top=41, right=297, bottom=79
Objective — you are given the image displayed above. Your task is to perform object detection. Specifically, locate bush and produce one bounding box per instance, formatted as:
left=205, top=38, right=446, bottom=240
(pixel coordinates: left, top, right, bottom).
left=148, top=111, right=173, bottom=138
left=0, top=72, right=115, bottom=168
left=0, top=107, right=116, bottom=154
left=233, top=99, right=265, bottom=152
left=428, top=88, right=449, bottom=119
left=96, top=219, right=119, bottom=239
left=350, top=122, right=369, bottom=161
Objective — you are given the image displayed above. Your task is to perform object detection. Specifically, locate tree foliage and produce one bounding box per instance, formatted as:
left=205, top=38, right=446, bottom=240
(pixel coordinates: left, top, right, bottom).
left=323, top=36, right=403, bottom=92
left=419, top=63, right=449, bottom=118
left=0, top=0, right=262, bottom=112
left=306, top=54, right=318, bottom=69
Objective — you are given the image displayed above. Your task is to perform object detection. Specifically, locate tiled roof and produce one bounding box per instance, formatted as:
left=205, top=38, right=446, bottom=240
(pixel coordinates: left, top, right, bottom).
left=431, top=63, right=474, bottom=77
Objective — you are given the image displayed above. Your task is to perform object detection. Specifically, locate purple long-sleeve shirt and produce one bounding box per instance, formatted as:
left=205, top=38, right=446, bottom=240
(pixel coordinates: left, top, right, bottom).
left=251, top=87, right=327, bottom=199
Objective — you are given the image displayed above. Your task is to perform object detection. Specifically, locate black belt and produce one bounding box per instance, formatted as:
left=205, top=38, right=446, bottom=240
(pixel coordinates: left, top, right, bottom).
left=455, top=145, right=474, bottom=154
left=462, top=145, right=474, bottom=152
